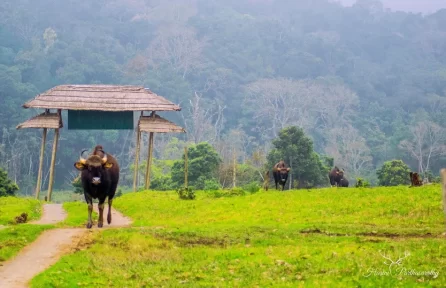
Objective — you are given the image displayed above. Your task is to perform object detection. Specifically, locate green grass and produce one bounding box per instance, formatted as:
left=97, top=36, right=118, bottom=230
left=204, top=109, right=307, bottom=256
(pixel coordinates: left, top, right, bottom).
left=0, top=224, right=53, bottom=262
left=29, top=185, right=446, bottom=287
left=57, top=202, right=98, bottom=228
left=0, top=196, right=42, bottom=225
left=113, top=185, right=445, bottom=236
left=30, top=228, right=445, bottom=287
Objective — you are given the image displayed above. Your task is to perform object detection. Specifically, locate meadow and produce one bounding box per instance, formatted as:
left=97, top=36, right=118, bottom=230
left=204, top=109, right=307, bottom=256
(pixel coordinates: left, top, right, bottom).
left=0, top=197, right=53, bottom=262
left=26, top=185, right=446, bottom=287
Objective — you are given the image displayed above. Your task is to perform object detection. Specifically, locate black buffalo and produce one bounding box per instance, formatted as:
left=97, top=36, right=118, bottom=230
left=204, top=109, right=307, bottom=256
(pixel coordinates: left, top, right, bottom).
left=74, top=145, right=120, bottom=229
left=272, top=161, right=290, bottom=191
left=339, top=176, right=349, bottom=187
left=329, top=166, right=346, bottom=187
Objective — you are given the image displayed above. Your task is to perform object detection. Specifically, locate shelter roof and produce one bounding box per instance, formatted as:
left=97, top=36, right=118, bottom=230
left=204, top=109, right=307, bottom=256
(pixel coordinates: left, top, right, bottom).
left=22, top=85, right=181, bottom=112
left=16, top=112, right=62, bottom=130
left=138, top=114, right=186, bottom=133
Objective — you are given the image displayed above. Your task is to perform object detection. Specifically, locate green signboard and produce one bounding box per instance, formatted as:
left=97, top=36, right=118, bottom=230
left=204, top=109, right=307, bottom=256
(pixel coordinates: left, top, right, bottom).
left=68, top=110, right=134, bottom=130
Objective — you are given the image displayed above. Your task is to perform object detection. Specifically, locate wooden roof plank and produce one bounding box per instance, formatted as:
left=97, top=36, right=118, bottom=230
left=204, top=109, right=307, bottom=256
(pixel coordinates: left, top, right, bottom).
left=22, top=84, right=181, bottom=111
left=16, top=113, right=62, bottom=130
left=138, top=114, right=186, bottom=133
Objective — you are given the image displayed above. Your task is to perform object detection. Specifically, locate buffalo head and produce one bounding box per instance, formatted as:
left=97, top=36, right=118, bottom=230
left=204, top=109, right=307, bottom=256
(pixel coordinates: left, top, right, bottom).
left=74, top=149, right=114, bottom=185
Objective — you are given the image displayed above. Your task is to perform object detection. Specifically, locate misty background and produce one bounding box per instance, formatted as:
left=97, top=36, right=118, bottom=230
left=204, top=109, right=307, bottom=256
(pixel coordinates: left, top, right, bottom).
left=1, top=0, right=446, bottom=193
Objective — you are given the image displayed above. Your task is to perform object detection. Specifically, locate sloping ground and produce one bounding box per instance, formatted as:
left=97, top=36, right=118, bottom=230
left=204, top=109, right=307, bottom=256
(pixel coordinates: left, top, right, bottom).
left=0, top=203, right=132, bottom=288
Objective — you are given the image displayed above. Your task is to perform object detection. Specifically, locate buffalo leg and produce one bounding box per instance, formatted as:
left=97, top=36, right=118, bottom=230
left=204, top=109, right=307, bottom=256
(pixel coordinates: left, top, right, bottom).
left=107, top=197, right=113, bottom=224
left=98, top=198, right=106, bottom=228
left=85, top=193, right=93, bottom=229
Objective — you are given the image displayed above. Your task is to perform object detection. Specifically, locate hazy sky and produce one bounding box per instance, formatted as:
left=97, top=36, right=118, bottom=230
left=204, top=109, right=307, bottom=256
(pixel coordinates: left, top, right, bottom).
left=338, top=0, right=446, bottom=14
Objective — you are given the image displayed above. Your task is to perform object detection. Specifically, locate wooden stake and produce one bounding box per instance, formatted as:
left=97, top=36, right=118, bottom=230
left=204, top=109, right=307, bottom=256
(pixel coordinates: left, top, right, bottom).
left=184, top=146, right=188, bottom=187
left=289, top=158, right=292, bottom=190
left=47, top=128, right=60, bottom=202
left=133, top=129, right=141, bottom=192
left=35, top=128, right=47, bottom=199
left=233, top=149, right=236, bottom=188
left=144, top=112, right=156, bottom=190
left=440, top=169, right=446, bottom=234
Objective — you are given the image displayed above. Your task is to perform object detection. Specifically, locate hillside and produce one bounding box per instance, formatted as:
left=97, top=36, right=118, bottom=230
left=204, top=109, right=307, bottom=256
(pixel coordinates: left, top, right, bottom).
left=1, top=0, right=446, bottom=192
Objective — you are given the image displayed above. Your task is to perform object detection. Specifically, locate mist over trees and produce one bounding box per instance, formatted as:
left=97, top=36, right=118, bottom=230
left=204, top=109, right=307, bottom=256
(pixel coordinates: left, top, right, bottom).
left=1, top=0, right=446, bottom=192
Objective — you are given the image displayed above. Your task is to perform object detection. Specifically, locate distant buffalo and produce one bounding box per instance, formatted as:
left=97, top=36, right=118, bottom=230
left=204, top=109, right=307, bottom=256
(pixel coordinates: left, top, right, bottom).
left=74, top=145, right=120, bottom=229
left=272, top=160, right=290, bottom=191
left=329, top=166, right=348, bottom=187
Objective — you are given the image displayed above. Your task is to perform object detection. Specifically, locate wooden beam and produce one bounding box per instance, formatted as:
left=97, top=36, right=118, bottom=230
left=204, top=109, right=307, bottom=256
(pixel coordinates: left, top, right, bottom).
left=144, top=112, right=156, bottom=190
left=35, top=128, right=47, bottom=199
left=47, top=128, right=60, bottom=202
left=133, top=129, right=141, bottom=192
left=184, top=146, right=188, bottom=187
left=440, top=168, right=446, bottom=234
left=232, top=149, right=236, bottom=188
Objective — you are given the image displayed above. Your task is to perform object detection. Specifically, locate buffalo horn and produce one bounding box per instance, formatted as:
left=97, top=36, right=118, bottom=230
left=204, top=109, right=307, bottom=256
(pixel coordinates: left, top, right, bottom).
left=79, top=149, right=88, bottom=165
left=99, top=150, right=107, bottom=164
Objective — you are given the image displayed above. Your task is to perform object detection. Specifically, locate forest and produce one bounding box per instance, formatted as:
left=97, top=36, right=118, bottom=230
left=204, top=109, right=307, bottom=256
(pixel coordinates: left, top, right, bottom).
left=1, top=0, right=446, bottom=194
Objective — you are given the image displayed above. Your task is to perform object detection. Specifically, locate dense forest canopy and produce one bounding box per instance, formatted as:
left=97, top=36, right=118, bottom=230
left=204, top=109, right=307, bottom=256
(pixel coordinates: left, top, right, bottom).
left=1, top=0, right=446, bottom=193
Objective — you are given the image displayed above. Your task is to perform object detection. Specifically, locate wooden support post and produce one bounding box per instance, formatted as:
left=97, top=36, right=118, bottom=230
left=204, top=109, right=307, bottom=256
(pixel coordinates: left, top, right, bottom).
left=289, top=158, right=292, bottom=190
left=35, top=128, right=47, bottom=199
left=184, top=146, right=188, bottom=187
left=144, top=112, right=156, bottom=190
left=133, top=129, right=141, bottom=192
left=232, top=149, right=236, bottom=188
left=440, top=169, right=446, bottom=234
left=47, top=128, right=60, bottom=202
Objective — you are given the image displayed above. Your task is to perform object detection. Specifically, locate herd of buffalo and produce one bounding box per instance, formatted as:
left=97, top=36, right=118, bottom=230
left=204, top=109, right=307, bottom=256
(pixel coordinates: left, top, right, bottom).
left=73, top=145, right=355, bottom=228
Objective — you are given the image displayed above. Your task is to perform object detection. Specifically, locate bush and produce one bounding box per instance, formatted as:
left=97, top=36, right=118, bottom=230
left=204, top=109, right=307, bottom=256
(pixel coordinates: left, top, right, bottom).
left=72, top=176, right=83, bottom=194
left=209, top=187, right=246, bottom=198
left=204, top=179, right=221, bottom=190
left=0, top=168, right=19, bottom=197
left=242, top=182, right=261, bottom=193
left=177, top=187, right=195, bottom=200
left=376, top=160, right=411, bottom=186
left=355, top=178, right=370, bottom=188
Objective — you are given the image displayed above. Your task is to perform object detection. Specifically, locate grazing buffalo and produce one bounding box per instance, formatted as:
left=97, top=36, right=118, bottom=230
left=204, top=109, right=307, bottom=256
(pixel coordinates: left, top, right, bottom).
left=329, top=166, right=341, bottom=187
left=339, top=177, right=349, bottom=187
left=74, top=145, right=120, bottom=228
left=272, top=160, right=290, bottom=191
left=409, top=172, right=423, bottom=187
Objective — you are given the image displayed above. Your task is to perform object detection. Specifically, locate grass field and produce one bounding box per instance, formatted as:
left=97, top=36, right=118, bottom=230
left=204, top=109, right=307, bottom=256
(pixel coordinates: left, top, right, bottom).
left=0, top=196, right=49, bottom=263
left=29, top=185, right=446, bottom=287
left=0, top=196, right=41, bottom=225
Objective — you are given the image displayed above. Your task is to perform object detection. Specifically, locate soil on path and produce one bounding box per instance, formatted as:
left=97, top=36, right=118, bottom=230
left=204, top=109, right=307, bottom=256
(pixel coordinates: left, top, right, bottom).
left=0, top=203, right=132, bottom=288
left=30, top=204, right=67, bottom=225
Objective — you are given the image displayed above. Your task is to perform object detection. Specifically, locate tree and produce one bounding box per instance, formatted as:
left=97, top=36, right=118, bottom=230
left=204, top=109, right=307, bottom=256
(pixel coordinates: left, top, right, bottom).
left=0, top=167, right=19, bottom=197
left=399, top=121, right=446, bottom=177
left=267, top=126, right=328, bottom=188
left=148, top=25, right=206, bottom=79
left=171, top=142, right=221, bottom=189
left=324, top=125, right=372, bottom=179
left=376, top=160, right=411, bottom=186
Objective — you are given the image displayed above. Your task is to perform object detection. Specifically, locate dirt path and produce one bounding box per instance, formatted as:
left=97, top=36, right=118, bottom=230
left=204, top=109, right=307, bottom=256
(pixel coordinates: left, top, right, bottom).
left=0, top=203, right=132, bottom=288
left=30, top=204, right=67, bottom=225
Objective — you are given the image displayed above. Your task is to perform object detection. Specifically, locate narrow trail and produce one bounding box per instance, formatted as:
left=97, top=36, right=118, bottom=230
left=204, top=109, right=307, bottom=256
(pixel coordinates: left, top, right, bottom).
left=0, top=203, right=132, bottom=288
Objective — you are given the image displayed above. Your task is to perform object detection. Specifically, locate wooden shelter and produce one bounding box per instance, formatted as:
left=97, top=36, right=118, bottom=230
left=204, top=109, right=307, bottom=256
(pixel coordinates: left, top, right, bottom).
left=17, top=84, right=185, bottom=201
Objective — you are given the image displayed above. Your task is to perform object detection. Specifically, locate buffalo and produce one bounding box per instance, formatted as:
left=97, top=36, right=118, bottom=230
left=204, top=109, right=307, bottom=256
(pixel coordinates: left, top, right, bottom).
left=329, top=167, right=348, bottom=187
left=272, top=160, right=290, bottom=191
left=409, top=172, right=423, bottom=187
left=74, top=145, right=120, bottom=229
left=329, top=166, right=341, bottom=187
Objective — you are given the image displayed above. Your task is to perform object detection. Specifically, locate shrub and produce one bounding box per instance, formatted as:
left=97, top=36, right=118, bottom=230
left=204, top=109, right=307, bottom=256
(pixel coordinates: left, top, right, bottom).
left=177, top=187, right=195, bottom=200
left=242, top=182, right=261, bottom=194
left=210, top=187, right=246, bottom=198
left=0, top=168, right=19, bottom=197
left=204, top=179, right=221, bottom=190
left=376, top=160, right=411, bottom=186
left=355, top=178, right=370, bottom=188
